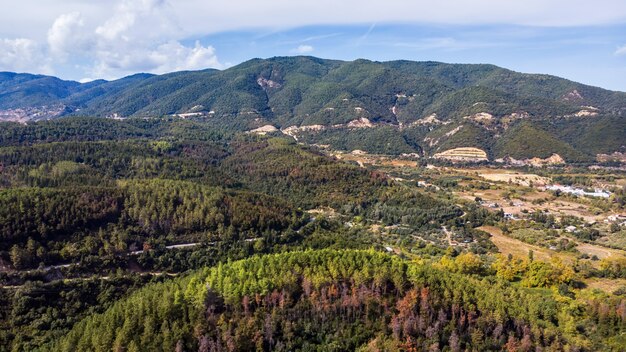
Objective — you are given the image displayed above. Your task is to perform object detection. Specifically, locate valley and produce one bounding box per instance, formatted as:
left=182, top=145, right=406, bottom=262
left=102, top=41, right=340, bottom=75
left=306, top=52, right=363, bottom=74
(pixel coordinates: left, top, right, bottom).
left=0, top=116, right=624, bottom=351
left=0, top=57, right=624, bottom=351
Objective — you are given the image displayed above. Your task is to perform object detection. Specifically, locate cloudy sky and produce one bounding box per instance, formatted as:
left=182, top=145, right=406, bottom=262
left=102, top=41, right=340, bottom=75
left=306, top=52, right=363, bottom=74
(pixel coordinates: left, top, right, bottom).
left=2, top=0, right=626, bottom=90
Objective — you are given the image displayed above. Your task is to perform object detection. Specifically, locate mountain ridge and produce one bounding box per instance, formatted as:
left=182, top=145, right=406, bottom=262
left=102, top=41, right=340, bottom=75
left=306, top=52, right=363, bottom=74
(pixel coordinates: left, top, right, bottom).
left=2, top=56, right=625, bottom=117
left=1, top=56, right=625, bottom=162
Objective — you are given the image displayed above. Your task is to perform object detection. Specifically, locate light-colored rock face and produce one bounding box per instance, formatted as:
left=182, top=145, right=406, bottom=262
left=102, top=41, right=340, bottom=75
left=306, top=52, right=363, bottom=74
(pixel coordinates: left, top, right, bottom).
left=562, top=89, right=584, bottom=102
left=256, top=77, right=281, bottom=90
left=422, top=122, right=461, bottom=147
left=496, top=153, right=565, bottom=167
left=545, top=154, right=565, bottom=164
left=282, top=125, right=325, bottom=134
left=463, top=112, right=493, bottom=121
left=596, top=152, right=626, bottom=163
left=444, top=125, right=463, bottom=137
left=504, top=112, right=529, bottom=120
left=423, top=137, right=436, bottom=147
left=411, top=114, right=443, bottom=126
left=433, top=147, right=488, bottom=162
left=346, top=117, right=374, bottom=128
left=188, top=105, right=205, bottom=112
left=247, top=125, right=278, bottom=135
left=280, top=124, right=327, bottom=141
left=526, top=154, right=564, bottom=166
left=174, top=112, right=204, bottom=118
left=572, top=109, right=599, bottom=117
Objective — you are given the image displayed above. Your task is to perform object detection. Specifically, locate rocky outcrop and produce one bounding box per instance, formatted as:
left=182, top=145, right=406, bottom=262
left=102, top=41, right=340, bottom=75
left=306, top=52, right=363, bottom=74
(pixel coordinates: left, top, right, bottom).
left=596, top=152, right=626, bottom=163
left=463, top=112, right=493, bottom=121
left=256, top=77, right=282, bottom=90
left=562, top=89, right=584, bottom=102
left=495, top=153, right=565, bottom=166
left=410, top=114, right=444, bottom=126
left=346, top=117, right=374, bottom=128
left=571, top=108, right=599, bottom=117
left=526, top=153, right=565, bottom=166
left=247, top=125, right=278, bottom=135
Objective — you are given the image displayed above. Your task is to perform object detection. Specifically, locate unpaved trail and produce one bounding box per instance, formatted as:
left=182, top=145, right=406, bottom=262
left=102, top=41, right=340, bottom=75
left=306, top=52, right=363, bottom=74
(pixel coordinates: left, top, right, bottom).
left=442, top=226, right=453, bottom=246
left=1, top=271, right=177, bottom=290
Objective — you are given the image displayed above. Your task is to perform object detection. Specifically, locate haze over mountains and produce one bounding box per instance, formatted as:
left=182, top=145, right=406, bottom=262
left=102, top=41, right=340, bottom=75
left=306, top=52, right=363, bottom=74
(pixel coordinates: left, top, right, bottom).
left=1, top=56, right=625, bottom=162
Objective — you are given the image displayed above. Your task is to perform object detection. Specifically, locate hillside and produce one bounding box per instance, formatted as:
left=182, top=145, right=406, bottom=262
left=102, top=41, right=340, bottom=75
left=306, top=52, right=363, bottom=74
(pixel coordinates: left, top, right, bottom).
left=0, top=111, right=625, bottom=352
left=49, top=250, right=626, bottom=351
left=1, top=56, right=625, bottom=161
left=0, top=116, right=466, bottom=350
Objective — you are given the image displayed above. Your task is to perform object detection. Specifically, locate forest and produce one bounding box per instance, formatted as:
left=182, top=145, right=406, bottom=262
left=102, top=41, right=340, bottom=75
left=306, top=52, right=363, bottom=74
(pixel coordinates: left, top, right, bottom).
left=51, top=250, right=626, bottom=351
left=0, top=116, right=624, bottom=351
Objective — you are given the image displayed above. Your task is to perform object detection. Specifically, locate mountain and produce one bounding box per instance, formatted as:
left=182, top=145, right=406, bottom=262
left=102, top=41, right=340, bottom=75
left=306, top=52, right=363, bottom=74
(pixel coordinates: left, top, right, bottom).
left=0, top=72, right=82, bottom=108
left=1, top=56, right=625, bottom=162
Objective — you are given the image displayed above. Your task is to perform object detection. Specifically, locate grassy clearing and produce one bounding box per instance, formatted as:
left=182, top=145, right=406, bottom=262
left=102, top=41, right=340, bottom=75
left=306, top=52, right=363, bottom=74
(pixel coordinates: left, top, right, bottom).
left=478, top=225, right=576, bottom=263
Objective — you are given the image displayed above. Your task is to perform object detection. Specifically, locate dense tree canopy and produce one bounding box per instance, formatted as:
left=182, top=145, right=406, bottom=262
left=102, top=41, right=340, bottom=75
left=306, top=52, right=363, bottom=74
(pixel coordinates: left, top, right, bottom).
left=52, top=250, right=626, bottom=352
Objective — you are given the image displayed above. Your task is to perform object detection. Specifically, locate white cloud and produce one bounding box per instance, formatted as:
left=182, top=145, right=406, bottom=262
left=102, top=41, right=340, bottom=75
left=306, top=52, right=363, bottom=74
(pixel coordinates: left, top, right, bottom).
left=2, top=0, right=626, bottom=79
left=168, top=0, right=626, bottom=33
left=47, top=12, right=89, bottom=60
left=2, top=1, right=626, bottom=42
left=0, top=38, right=51, bottom=73
left=615, top=45, right=626, bottom=56
left=88, top=0, right=211, bottom=77
left=91, top=40, right=221, bottom=77
left=39, top=0, right=223, bottom=79
left=95, top=0, right=178, bottom=42
left=292, top=45, right=314, bottom=54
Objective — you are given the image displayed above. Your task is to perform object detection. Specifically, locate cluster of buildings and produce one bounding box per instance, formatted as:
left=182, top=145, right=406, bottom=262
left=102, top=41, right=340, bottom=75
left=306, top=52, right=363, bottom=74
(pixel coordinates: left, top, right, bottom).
left=544, top=185, right=611, bottom=198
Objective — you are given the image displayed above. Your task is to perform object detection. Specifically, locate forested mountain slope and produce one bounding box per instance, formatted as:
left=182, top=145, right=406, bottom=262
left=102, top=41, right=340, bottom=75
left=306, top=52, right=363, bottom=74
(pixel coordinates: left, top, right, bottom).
left=1, top=56, right=625, bottom=161
left=0, top=115, right=624, bottom=352
left=0, top=116, right=469, bottom=350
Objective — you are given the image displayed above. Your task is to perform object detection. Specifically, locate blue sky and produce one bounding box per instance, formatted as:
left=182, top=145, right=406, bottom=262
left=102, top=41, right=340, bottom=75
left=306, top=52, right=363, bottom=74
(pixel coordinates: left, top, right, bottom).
left=1, top=0, right=626, bottom=91
left=194, top=24, right=626, bottom=91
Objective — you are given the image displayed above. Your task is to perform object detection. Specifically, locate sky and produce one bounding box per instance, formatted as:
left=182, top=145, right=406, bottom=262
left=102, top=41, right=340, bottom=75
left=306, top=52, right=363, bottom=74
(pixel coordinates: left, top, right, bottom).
left=1, top=0, right=626, bottom=91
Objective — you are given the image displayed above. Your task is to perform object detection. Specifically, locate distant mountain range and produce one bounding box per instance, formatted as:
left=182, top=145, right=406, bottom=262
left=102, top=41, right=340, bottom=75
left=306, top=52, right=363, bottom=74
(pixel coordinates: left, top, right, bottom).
left=1, top=56, right=625, bottom=162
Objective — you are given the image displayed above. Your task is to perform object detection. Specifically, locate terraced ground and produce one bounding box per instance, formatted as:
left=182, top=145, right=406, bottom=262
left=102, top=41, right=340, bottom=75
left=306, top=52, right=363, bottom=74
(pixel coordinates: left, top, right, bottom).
left=433, top=147, right=488, bottom=161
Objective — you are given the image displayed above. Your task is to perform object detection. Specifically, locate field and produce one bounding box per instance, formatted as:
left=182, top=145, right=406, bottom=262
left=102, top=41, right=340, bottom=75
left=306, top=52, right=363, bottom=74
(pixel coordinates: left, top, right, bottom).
left=332, top=151, right=419, bottom=168
left=585, top=278, right=626, bottom=292
left=479, top=225, right=570, bottom=262
left=457, top=187, right=608, bottom=222
left=479, top=225, right=626, bottom=263
left=476, top=169, right=550, bottom=186
left=328, top=154, right=626, bottom=272
left=576, top=242, right=626, bottom=260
